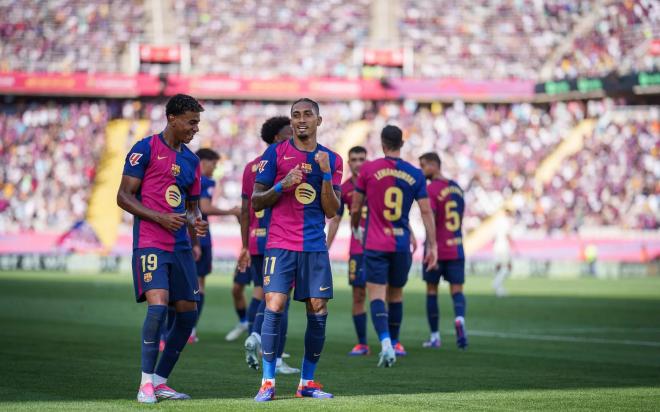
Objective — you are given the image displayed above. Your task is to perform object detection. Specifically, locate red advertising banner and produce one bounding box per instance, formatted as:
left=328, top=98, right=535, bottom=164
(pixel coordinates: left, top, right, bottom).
left=0, top=72, right=161, bottom=96
left=390, top=78, right=535, bottom=101
left=363, top=48, right=405, bottom=67
left=140, top=45, right=181, bottom=63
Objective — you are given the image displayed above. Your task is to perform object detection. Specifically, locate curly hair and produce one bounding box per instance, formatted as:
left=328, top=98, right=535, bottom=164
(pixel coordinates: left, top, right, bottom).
left=260, top=116, right=291, bottom=144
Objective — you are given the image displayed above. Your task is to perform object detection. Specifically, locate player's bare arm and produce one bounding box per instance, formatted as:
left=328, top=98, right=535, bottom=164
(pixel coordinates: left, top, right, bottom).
left=315, top=151, right=340, bottom=218
left=326, top=215, right=341, bottom=249
left=251, top=165, right=303, bottom=211
left=350, top=190, right=365, bottom=230
left=409, top=223, right=418, bottom=254
left=186, top=199, right=208, bottom=237
left=117, top=174, right=186, bottom=232
left=199, top=197, right=240, bottom=218
left=237, top=198, right=251, bottom=271
left=418, top=197, right=438, bottom=270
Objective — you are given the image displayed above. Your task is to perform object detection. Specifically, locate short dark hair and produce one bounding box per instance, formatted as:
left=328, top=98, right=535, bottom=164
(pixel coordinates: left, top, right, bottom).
left=260, top=116, right=291, bottom=144
left=381, top=125, right=403, bottom=150
left=419, top=152, right=441, bottom=166
left=348, top=146, right=367, bottom=156
left=196, top=148, right=220, bottom=161
left=166, top=94, right=204, bottom=117
left=291, top=98, right=320, bottom=115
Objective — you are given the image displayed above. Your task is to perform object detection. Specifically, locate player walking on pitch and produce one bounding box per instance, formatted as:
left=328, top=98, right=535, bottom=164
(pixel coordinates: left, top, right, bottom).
left=252, top=98, right=342, bottom=401
left=351, top=125, right=437, bottom=368
left=418, top=153, right=468, bottom=349
left=117, top=94, right=207, bottom=403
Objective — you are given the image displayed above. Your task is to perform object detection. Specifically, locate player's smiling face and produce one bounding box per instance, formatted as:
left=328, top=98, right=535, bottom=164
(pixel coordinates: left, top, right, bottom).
left=170, top=111, right=201, bottom=144
left=291, top=102, right=321, bottom=141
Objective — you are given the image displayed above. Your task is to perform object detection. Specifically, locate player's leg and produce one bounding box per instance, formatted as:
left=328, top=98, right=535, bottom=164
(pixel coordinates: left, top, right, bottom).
left=276, top=296, right=299, bottom=374
left=387, top=251, right=412, bottom=357
left=255, top=249, right=294, bottom=402
left=191, top=244, right=212, bottom=343
left=159, top=304, right=176, bottom=352
left=245, top=298, right=266, bottom=370
left=365, top=251, right=395, bottom=367
left=247, top=255, right=265, bottom=334
left=227, top=267, right=249, bottom=341
left=348, top=254, right=369, bottom=356
left=493, top=257, right=510, bottom=297
left=294, top=251, right=333, bottom=399
left=447, top=259, right=468, bottom=349
left=133, top=248, right=170, bottom=403
left=423, top=262, right=442, bottom=348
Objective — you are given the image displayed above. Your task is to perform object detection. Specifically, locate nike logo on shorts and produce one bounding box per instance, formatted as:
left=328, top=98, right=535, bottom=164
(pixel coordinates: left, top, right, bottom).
left=263, top=351, right=274, bottom=355
left=193, top=290, right=200, bottom=294
left=144, top=340, right=155, bottom=344
left=319, top=286, right=331, bottom=291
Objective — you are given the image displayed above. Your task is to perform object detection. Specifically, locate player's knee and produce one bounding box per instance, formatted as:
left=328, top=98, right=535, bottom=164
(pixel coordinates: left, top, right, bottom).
left=265, top=293, right=287, bottom=313
left=253, top=287, right=264, bottom=300
left=387, top=287, right=403, bottom=303
left=426, top=283, right=438, bottom=295
left=231, top=284, right=243, bottom=299
left=450, top=284, right=463, bottom=295
left=306, top=298, right=327, bottom=315
left=353, top=287, right=366, bottom=305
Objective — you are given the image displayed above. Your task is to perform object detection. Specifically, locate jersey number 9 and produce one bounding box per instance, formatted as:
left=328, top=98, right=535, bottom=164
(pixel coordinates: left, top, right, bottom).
left=384, top=187, right=403, bottom=221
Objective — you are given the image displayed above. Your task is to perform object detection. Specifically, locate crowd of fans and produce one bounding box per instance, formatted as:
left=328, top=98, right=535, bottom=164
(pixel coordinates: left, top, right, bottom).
left=1, top=0, right=656, bottom=81
left=3, top=98, right=655, bottom=235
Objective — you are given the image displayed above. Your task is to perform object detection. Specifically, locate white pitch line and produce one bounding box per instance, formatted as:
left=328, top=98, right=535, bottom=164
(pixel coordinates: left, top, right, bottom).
left=468, top=330, right=660, bottom=348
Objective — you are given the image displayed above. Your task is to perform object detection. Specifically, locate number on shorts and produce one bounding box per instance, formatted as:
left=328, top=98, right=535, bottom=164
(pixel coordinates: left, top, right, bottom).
left=383, top=187, right=403, bottom=221
left=264, top=256, right=277, bottom=275
left=445, top=200, right=461, bottom=231
left=140, top=254, right=158, bottom=272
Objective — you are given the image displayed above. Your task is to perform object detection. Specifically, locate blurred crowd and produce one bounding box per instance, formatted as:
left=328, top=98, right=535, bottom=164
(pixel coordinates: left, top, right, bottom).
left=0, top=101, right=109, bottom=232
left=4, top=98, right=656, bottom=234
left=0, top=0, right=145, bottom=73
left=1, top=0, right=657, bottom=81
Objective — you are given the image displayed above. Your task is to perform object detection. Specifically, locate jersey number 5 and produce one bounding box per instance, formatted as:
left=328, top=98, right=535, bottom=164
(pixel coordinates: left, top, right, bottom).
left=445, top=200, right=460, bottom=231
left=383, top=187, right=403, bottom=221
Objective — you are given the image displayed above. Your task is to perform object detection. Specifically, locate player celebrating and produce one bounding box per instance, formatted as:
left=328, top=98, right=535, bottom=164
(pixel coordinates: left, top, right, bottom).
left=418, top=152, right=468, bottom=350
left=117, top=94, right=207, bottom=403
left=241, top=116, right=299, bottom=375
left=327, top=145, right=371, bottom=356
left=252, top=98, right=342, bottom=401
left=351, top=125, right=437, bottom=368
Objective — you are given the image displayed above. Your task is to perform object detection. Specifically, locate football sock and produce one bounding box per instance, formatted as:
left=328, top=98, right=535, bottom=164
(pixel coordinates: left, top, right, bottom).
left=261, top=309, right=282, bottom=380
left=301, top=313, right=327, bottom=381
left=370, top=299, right=390, bottom=342
left=236, top=307, right=247, bottom=324
left=140, top=372, right=152, bottom=386
left=247, top=297, right=262, bottom=334
left=196, top=293, right=205, bottom=322
left=388, top=301, right=403, bottom=345
left=353, top=312, right=368, bottom=345
left=160, top=305, right=176, bottom=341
left=431, top=331, right=440, bottom=341
left=452, top=292, right=466, bottom=318
left=277, top=299, right=290, bottom=358
left=253, top=299, right=266, bottom=337
left=142, top=304, right=167, bottom=374
left=155, top=310, right=197, bottom=379
left=153, top=374, right=167, bottom=387
left=427, top=294, right=439, bottom=333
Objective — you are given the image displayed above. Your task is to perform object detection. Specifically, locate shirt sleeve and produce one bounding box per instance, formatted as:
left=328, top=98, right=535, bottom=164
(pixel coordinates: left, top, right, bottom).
left=188, top=161, right=201, bottom=200
left=415, top=169, right=428, bottom=200
left=332, top=153, right=343, bottom=192
left=255, top=144, right=278, bottom=187
left=201, top=178, right=215, bottom=200
left=241, top=162, right=252, bottom=200
left=122, top=138, right=151, bottom=179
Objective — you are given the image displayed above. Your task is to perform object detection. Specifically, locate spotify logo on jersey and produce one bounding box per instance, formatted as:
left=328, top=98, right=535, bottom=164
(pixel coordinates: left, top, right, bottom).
left=165, top=185, right=182, bottom=207
left=295, top=183, right=317, bottom=205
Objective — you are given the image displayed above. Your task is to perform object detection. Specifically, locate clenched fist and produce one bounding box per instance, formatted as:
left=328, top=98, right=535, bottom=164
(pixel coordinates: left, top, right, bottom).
left=314, top=151, right=331, bottom=173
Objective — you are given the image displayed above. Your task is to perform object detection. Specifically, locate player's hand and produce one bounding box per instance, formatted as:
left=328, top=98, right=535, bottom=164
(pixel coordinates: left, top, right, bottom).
left=192, top=244, right=202, bottom=261
left=237, top=247, right=251, bottom=272
left=314, top=151, right=331, bottom=173
left=352, top=226, right=364, bottom=243
left=410, top=233, right=418, bottom=254
left=157, top=212, right=187, bottom=232
left=424, top=245, right=438, bottom=271
left=194, top=217, right=209, bottom=237
left=281, top=164, right=303, bottom=189
left=229, top=206, right=241, bottom=219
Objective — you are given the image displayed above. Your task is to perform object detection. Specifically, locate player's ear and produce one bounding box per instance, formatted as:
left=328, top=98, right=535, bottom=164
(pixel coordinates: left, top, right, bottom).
left=317, top=115, right=322, bottom=127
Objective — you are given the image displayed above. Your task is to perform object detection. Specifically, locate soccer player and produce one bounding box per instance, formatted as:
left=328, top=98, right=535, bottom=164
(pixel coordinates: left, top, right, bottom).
left=418, top=152, right=468, bottom=349
left=492, top=207, right=515, bottom=297
left=327, top=145, right=371, bottom=356
left=252, top=98, right=342, bottom=401
left=351, top=125, right=437, bottom=368
left=117, top=94, right=208, bottom=403
left=241, top=116, right=299, bottom=375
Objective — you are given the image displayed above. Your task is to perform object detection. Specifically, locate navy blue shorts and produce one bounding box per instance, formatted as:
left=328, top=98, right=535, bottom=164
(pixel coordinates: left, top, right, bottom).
left=423, top=259, right=465, bottom=285
left=234, top=254, right=265, bottom=287
left=348, top=254, right=366, bottom=287
left=195, top=244, right=213, bottom=277
left=364, top=250, right=412, bottom=288
left=263, top=248, right=333, bottom=302
left=132, top=247, right=199, bottom=303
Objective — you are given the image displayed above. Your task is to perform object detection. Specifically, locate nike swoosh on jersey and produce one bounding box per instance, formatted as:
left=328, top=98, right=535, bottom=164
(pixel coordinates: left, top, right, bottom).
left=319, top=286, right=331, bottom=291
left=157, top=155, right=167, bottom=160
left=283, top=156, right=296, bottom=160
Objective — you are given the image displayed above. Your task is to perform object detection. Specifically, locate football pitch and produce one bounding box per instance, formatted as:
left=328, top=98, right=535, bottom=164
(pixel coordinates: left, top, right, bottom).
left=1, top=271, right=659, bottom=411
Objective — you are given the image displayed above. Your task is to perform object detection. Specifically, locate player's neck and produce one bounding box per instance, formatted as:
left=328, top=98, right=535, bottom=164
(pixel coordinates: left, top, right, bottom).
left=292, top=135, right=317, bottom=152
left=162, top=128, right=182, bottom=151
left=433, top=171, right=443, bottom=180
left=383, top=149, right=400, bottom=159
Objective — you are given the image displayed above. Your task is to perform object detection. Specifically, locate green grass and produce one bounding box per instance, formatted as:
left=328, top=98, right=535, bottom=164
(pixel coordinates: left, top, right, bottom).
left=1, top=271, right=659, bottom=411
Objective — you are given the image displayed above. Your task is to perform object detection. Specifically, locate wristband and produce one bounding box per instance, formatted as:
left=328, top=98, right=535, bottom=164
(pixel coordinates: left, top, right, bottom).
left=323, top=172, right=332, bottom=181
left=274, top=182, right=283, bottom=193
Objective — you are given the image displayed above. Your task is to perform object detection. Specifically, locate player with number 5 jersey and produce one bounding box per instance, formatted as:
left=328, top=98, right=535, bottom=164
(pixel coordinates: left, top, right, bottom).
left=351, top=125, right=437, bottom=368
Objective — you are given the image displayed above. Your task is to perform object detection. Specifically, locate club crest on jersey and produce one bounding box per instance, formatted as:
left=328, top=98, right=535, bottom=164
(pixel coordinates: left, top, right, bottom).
left=165, top=184, right=182, bottom=207
left=295, top=182, right=317, bottom=205
left=257, top=160, right=268, bottom=173
left=171, top=163, right=181, bottom=177
left=143, top=272, right=152, bottom=283
left=129, top=153, right=142, bottom=166
left=263, top=275, right=270, bottom=286
left=255, top=209, right=265, bottom=219
left=300, top=163, right=313, bottom=174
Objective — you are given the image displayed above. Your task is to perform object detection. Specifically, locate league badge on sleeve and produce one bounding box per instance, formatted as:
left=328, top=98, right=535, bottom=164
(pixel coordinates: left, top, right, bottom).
left=129, top=153, right=142, bottom=166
